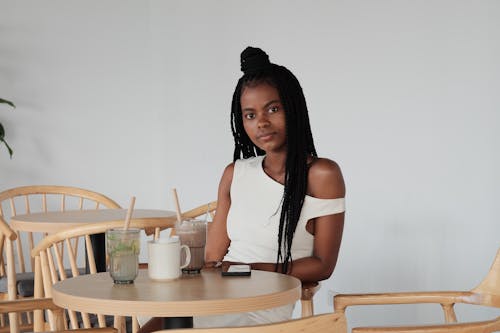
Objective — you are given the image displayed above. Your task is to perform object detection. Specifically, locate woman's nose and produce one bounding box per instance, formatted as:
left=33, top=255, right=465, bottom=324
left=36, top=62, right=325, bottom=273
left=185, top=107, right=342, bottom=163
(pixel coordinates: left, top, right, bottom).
left=257, top=114, right=270, bottom=128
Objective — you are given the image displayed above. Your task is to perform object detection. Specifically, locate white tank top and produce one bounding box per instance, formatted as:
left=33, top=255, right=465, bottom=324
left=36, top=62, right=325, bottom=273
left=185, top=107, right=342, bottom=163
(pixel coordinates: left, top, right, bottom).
left=223, top=155, right=345, bottom=263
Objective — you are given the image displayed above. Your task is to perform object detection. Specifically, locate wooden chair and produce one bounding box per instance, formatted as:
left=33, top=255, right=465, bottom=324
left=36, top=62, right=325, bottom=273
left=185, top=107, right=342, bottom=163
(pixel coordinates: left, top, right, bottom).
left=350, top=317, right=500, bottom=333
left=0, top=185, right=121, bottom=296
left=301, top=281, right=320, bottom=317
left=144, top=201, right=217, bottom=238
left=334, top=248, right=500, bottom=332
left=181, top=201, right=217, bottom=220
left=0, top=216, right=19, bottom=331
left=0, top=185, right=120, bottom=332
left=152, top=312, right=347, bottom=333
left=30, top=219, right=175, bottom=333
left=0, top=298, right=117, bottom=333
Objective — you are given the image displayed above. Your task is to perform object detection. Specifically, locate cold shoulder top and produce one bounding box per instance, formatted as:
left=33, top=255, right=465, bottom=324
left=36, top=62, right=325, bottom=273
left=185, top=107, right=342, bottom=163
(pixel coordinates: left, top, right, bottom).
left=223, top=155, right=345, bottom=264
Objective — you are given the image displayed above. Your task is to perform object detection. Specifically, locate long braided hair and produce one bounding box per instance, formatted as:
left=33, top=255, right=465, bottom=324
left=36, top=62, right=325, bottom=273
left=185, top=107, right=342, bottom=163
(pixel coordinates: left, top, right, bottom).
left=230, top=47, right=317, bottom=273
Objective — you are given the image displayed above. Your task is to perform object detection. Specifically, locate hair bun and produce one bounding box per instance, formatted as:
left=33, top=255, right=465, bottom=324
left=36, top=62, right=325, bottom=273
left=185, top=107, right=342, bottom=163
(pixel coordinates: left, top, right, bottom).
left=240, top=47, right=271, bottom=74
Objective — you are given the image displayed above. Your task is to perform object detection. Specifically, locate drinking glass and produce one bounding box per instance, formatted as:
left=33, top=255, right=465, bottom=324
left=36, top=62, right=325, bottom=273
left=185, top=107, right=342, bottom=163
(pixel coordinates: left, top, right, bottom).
left=106, top=228, right=140, bottom=284
left=176, top=219, right=207, bottom=274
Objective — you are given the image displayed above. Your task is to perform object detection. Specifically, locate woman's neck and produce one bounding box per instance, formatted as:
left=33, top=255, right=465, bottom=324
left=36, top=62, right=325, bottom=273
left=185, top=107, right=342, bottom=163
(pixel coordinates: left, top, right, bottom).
left=263, top=152, right=286, bottom=184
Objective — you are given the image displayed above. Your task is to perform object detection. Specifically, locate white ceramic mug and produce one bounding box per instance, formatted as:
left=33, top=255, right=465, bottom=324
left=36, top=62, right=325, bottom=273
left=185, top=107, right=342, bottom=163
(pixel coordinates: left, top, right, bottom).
left=148, top=236, right=191, bottom=281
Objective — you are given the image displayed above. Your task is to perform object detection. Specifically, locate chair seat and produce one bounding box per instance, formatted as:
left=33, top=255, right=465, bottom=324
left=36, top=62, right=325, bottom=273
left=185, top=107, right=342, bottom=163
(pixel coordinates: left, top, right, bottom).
left=0, top=268, right=86, bottom=297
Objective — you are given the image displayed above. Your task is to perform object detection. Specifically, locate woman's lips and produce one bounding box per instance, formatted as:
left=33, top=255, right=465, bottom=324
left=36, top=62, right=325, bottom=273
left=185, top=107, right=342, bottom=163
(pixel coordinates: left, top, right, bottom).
left=258, top=133, right=275, bottom=141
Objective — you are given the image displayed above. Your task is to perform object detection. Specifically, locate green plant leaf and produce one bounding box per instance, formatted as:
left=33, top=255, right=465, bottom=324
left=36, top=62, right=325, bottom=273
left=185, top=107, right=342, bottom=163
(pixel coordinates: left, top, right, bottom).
left=0, top=98, right=15, bottom=108
left=0, top=123, right=13, bottom=158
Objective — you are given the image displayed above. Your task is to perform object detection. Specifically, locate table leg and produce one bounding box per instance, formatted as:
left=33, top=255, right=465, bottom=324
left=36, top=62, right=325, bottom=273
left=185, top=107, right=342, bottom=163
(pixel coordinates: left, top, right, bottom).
left=161, top=317, right=193, bottom=329
left=86, top=233, right=106, bottom=273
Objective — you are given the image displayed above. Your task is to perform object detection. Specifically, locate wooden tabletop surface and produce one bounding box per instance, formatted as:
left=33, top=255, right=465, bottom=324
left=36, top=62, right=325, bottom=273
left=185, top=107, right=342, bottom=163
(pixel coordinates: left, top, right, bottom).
left=10, top=209, right=177, bottom=233
left=52, top=269, right=301, bottom=317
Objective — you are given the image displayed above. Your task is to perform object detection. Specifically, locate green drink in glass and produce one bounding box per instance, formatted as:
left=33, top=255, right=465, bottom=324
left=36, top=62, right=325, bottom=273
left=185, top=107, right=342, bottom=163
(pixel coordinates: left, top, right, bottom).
left=106, top=228, right=140, bottom=284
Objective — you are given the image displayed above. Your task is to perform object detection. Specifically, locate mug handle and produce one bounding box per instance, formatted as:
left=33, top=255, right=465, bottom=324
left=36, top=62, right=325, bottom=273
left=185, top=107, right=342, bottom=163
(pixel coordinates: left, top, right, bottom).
left=180, top=245, right=191, bottom=269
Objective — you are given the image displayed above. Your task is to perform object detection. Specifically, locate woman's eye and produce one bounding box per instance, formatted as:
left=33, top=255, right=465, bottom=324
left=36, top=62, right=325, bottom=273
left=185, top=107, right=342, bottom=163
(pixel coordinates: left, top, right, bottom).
left=244, top=113, right=255, bottom=120
left=269, top=106, right=279, bottom=113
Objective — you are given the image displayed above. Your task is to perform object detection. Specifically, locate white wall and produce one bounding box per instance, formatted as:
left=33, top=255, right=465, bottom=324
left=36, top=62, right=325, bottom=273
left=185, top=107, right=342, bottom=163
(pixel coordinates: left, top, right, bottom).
left=1, top=0, right=499, bottom=328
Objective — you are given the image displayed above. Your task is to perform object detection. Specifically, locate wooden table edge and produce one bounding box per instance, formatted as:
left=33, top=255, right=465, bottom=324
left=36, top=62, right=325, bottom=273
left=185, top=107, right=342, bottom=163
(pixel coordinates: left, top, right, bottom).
left=52, top=276, right=301, bottom=317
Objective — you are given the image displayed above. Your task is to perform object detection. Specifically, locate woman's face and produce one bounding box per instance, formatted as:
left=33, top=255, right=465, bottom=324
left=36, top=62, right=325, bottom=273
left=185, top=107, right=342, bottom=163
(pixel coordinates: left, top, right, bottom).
left=240, top=82, right=287, bottom=154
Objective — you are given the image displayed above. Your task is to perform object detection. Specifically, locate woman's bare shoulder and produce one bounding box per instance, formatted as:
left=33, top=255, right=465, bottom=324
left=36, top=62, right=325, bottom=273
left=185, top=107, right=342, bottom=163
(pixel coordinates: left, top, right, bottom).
left=222, top=161, right=235, bottom=176
left=218, top=162, right=235, bottom=190
left=307, top=157, right=345, bottom=198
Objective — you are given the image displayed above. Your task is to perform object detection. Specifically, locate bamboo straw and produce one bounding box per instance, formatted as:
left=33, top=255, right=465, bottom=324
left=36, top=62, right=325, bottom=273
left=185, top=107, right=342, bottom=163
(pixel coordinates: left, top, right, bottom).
left=171, top=188, right=182, bottom=223
left=123, top=196, right=136, bottom=230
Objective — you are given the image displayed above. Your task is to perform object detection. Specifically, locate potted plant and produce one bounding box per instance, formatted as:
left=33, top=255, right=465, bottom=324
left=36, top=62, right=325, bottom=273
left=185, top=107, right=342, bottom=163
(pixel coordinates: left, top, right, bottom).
left=0, top=98, right=15, bottom=158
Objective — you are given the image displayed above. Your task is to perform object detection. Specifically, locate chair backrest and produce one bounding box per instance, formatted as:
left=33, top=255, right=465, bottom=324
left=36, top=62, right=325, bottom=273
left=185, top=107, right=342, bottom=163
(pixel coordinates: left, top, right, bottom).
left=470, top=248, right=500, bottom=308
left=182, top=201, right=217, bottom=220
left=145, top=201, right=217, bottom=239
left=0, top=185, right=120, bottom=277
left=352, top=317, right=500, bottom=333
left=332, top=248, right=500, bottom=333
left=154, top=313, right=346, bottom=333
left=31, top=219, right=173, bottom=331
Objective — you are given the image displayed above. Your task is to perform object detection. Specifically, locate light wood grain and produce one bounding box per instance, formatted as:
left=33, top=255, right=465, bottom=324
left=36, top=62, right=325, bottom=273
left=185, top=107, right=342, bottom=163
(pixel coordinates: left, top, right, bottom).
left=12, top=209, right=176, bottom=233
left=154, top=312, right=346, bottom=333
left=144, top=201, right=217, bottom=237
left=31, top=217, right=178, bottom=332
left=0, top=185, right=120, bottom=210
left=300, top=281, right=320, bottom=318
left=49, top=329, right=118, bottom=333
left=0, top=216, right=16, bottom=241
left=31, top=218, right=173, bottom=257
left=182, top=201, right=217, bottom=220
left=144, top=200, right=321, bottom=319
left=0, top=298, right=118, bottom=333
left=51, top=269, right=301, bottom=317
left=352, top=317, right=500, bottom=333
left=0, top=185, right=120, bottom=327
left=0, top=185, right=124, bottom=332
left=0, top=298, right=60, bottom=312
left=334, top=248, right=500, bottom=332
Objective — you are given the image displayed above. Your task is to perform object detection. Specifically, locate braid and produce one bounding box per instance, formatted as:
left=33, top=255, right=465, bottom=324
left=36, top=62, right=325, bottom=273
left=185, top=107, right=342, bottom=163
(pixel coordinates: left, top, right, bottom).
left=274, top=67, right=316, bottom=273
left=231, top=47, right=317, bottom=274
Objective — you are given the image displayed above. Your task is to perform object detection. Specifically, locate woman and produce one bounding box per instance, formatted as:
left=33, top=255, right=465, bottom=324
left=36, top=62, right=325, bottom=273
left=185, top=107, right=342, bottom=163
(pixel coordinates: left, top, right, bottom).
left=200, top=46, right=346, bottom=326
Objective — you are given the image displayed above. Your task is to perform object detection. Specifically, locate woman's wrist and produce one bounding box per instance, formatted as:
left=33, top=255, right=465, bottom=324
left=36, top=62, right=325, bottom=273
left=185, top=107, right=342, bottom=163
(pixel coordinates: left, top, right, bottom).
left=203, top=261, right=223, bottom=269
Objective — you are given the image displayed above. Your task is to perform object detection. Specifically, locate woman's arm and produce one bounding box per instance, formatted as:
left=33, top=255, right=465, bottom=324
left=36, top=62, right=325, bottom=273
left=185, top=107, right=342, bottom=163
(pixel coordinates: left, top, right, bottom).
left=289, top=158, right=345, bottom=282
left=205, top=163, right=234, bottom=263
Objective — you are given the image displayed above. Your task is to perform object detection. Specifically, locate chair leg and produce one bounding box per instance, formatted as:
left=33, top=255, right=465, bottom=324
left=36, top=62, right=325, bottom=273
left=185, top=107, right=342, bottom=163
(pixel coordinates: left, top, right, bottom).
left=301, top=299, right=314, bottom=317
left=300, top=282, right=319, bottom=318
left=441, top=304, right=457, bottom=323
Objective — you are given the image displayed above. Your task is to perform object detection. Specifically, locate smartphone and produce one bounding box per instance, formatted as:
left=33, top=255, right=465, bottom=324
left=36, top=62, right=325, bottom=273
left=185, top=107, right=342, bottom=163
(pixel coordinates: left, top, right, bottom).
left=221, top=264, right=251, bottom=276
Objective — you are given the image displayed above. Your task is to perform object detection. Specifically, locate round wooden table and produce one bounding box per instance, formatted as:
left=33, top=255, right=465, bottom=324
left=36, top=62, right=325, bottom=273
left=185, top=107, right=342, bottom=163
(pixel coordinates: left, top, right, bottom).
left=11, top=209, right=177, bottom=272
left=10, top=209, right=176, bottom=233
left=52, top=269, right=301, bottom=317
